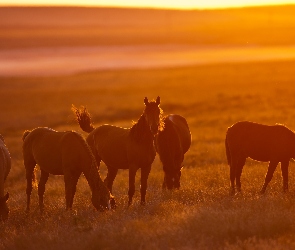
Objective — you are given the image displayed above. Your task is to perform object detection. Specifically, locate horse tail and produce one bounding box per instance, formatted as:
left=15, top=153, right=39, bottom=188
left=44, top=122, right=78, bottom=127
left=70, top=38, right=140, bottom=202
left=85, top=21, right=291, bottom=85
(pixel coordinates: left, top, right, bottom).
left=72, top=105, right=95, bottom=133
left=22, top=130, right=31, bottom=141
left=225, top=131, right=231, bottom=166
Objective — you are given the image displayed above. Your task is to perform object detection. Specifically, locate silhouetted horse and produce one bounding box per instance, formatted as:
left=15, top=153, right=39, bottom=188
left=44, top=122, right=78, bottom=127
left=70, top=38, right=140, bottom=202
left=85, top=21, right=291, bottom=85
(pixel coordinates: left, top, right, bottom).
left=155, top=114, right=191, bottom=190
left=73, top=97, right=163, bottom=205
left=226, top=121, right=295, bottom=195
left=0, top=134, right=11, bottom=221
left=22, top=127, right=114, bottom=212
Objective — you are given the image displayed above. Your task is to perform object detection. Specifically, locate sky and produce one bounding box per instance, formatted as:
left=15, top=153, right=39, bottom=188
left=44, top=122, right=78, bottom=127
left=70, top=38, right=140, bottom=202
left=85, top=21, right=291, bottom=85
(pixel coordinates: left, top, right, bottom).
left=1, top=0, right=295, bottom=9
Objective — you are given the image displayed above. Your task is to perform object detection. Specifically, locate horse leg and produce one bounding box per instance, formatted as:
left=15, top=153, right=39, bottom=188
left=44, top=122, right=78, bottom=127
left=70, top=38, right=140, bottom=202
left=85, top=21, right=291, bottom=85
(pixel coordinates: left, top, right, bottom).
left=281, top=160, right=289, bottom=192
left=235, top=157, right=246, bottom=193
left=162, top=175, right=167, bottom=189
left=104, top=167, right=118, bottom=194
left=140, top=165, right=151, bottom=205
left=64, top=173, right=80, bottom=210
left=128, top=167, right=137, bottom=206
left=38, top=170, right=49, bottom=212
left=25, top=160, right=36, bottom=212
left=229, top=155, right=238, bottom=196
left=260, top=160, right=279, bottom=194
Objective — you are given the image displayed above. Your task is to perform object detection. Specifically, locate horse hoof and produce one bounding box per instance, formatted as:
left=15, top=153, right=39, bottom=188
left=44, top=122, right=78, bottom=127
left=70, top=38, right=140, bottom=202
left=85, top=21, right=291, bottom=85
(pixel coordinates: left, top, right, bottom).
left=229, top=189, right=235, bottom=196
left=259, top=189, right=266, bottom=195
left=110, top=199, right=116, bottom=210
left=140, top=201, right=146, bottom=206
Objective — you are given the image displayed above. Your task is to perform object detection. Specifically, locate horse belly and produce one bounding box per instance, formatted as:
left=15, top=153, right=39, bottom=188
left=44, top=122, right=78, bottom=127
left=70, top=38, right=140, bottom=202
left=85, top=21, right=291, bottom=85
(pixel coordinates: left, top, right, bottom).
left=96, top=138, right=129, bottom=169
left=247, top=151, right=271, bottom=162
left=33, top=150, right=63, bottom=175
left=128, top=144, right=156, bottom=168
left=94, top=125, right=129, bottom=169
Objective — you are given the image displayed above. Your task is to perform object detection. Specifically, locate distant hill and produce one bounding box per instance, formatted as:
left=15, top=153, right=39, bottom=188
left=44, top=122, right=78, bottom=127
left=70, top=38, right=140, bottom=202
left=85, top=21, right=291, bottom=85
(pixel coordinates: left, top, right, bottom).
left=0, top=6, right=295, bottom=49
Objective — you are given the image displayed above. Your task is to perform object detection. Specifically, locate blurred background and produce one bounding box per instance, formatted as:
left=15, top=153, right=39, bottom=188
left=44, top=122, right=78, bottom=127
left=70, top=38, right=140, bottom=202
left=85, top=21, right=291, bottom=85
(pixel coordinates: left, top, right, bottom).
left=1, top=1, right=295, bottom=77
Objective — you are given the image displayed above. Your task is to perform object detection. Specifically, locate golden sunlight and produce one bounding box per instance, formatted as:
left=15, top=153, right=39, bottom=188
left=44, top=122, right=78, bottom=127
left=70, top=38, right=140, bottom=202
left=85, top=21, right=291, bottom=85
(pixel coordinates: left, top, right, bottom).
left=0, top=0, right=295, bottom=8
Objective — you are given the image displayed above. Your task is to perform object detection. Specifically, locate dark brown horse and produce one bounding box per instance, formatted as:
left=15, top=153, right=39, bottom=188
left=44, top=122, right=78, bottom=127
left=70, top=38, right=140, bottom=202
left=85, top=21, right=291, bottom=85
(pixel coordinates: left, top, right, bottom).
left=0, top=134, right=11, bottom=221
left=22, top=127, right=114, bottom=212
left=73, top=97, right=163, bottom=205
left=226, top=121, right=295, bottom=195
left=155, top=114, right=191, bottom=190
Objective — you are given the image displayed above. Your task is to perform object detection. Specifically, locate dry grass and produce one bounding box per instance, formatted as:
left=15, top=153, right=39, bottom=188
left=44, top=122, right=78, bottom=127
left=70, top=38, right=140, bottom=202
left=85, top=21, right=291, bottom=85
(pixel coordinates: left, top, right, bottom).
left=1, top=59, right=295, bottom=249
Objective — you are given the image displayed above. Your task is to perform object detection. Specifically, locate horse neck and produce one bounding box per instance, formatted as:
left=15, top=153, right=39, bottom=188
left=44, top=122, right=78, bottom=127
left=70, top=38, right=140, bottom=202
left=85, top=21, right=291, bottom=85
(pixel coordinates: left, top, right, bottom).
left=130, top=114, right=154, bottom=145
left=75, top=134, right=104, bottom=193
left=82, top=160, right=104, bottom=194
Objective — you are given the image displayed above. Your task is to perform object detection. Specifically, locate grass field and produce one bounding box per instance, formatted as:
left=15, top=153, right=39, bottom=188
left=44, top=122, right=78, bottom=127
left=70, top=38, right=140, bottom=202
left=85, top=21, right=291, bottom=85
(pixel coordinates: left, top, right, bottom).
left=2, top=5, right=295, bottom=250
left=1, top=59, right=295, bottom=249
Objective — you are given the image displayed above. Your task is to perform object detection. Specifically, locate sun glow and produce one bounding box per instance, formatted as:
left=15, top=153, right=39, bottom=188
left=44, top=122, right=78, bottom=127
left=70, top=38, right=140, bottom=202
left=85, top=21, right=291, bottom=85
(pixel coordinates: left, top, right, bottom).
left=0, top=0, right=295, bottom=9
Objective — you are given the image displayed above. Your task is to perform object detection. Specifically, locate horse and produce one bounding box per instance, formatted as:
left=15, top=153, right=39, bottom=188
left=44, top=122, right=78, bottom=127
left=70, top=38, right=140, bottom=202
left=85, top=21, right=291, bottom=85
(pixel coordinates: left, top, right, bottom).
left=0, top=134, right=11, bottom=221
left=22, top=127, right=114, bottom=212
left=226, top=121, right=295, bottom=195
left=73, top=97, right=163, bottom=205
left=155, top=114, right=191, bottom=190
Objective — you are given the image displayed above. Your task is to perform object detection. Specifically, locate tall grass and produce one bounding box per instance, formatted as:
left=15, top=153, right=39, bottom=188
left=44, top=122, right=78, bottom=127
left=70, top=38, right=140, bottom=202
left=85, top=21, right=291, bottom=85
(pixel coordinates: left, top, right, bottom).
left=1, top=60, right=295, bottom=249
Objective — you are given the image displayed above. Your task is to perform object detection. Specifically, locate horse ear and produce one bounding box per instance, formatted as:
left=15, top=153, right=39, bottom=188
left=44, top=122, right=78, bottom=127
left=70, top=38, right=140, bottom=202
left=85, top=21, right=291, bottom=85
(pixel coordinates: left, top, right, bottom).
left=156, top=96, right=160, bottom=105
left=144, top=97, right=149, bottom=106
left=4, top=192, right=9, bottom=201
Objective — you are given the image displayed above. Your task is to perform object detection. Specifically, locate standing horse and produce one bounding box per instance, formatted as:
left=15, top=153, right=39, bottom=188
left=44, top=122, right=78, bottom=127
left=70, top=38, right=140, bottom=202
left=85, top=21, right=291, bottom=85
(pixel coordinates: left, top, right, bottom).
left=0, top=134, right=11, bottom=221
left=226, top=121, right=295, bottom=195
left=22, top=127, right=114, bottom=212
left=73, top=97, right=163, bottom=205
left=155, top=114, right=191, bottom=190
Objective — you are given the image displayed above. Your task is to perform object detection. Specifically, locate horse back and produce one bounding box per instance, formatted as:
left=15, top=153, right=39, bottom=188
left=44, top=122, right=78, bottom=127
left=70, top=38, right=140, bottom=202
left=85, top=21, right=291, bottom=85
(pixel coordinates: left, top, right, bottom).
left=23, top=128, right=87, bottom=175
left=168, top=114, right=191, bottom=154
left=88, top=125, right=130, bottom=169
left=226, top=121, right=295, bottom=161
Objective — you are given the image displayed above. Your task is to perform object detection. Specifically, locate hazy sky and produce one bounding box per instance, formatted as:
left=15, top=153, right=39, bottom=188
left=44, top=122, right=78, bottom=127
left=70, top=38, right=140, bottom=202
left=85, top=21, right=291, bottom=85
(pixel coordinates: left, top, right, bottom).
left=1, top=0, right=295, bottom=9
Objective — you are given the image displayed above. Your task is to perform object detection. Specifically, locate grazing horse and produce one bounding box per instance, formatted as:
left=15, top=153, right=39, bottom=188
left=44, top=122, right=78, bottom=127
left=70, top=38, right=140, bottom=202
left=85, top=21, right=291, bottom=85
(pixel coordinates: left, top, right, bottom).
left=22, top=127, right=114, bottom=212
left=155, top=114, right=191, bottom=190
left=226, top=121, right=295, bottom=195
left=0, top=134, right=11, bottom=221
left=73, top=97, right=163, bottom=205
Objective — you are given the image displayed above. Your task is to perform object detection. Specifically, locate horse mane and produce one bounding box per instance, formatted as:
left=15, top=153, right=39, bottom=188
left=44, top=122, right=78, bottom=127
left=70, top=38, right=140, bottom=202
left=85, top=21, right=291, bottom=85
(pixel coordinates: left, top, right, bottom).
left=70, top=132, right=107, bottom=193
left=22, top=130, right=31, bottom=141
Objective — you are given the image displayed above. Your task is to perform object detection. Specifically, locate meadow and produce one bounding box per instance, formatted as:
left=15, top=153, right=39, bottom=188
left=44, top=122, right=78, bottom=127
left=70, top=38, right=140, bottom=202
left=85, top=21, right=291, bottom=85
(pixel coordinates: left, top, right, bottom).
left=2, top=5, right=295, bottom=250
left=1, top=59, right=295, bottom=249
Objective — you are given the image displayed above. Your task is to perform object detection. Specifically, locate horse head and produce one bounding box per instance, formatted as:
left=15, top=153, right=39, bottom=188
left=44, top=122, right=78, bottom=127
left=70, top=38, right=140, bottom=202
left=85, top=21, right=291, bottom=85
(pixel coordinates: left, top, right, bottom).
left=143, top=96, right=163, bottom=136
left=164, top=166, right=183, bottom=190
left=0, top=192, right=9, bottom=221
left=92, top=183, right=115, bottom=211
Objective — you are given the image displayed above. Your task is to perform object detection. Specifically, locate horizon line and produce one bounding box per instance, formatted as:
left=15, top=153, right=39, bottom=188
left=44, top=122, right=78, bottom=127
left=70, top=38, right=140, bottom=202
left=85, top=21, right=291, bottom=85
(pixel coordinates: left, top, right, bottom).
left=0, top=3, right=294, bottom=11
